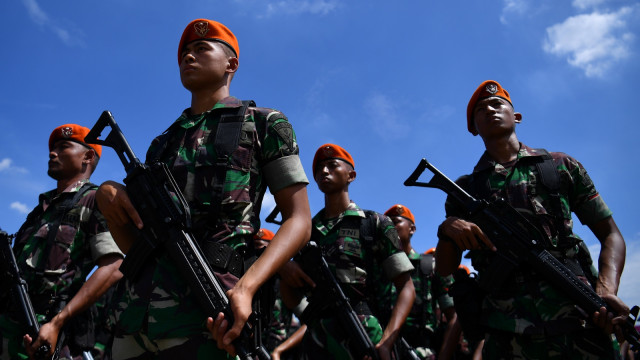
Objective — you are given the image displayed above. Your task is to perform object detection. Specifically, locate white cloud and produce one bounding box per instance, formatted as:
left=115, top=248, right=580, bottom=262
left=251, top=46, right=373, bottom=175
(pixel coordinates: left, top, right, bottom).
left=543, top=7, right=635, bottom=77
left=363, top=93, right=410, bottom=140
left=10, top=202, right=30, bottom=215
left=264, top=0, right=340, bottom=17
left=572, top=0, right=607, bottom=10
left=501, top=0, right=531, bottom=24
left=0, top=158, right=28, bottom=174
left=234, top=0, right=340, bottom=18
left=21, top=0, right=83, bottom=46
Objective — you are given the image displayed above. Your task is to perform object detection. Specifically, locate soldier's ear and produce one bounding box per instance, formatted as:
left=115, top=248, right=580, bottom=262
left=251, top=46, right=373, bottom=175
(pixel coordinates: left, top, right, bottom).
left=83, top=148, right=96, bottom=164
left=347, top=169, right=356, bottom=183
left=514, top=112, right=522, bottom=123
left=409, top=224, right=416, bottom=236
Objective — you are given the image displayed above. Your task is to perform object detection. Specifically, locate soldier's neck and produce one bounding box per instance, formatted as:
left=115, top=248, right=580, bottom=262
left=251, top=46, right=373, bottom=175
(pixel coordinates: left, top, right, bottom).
left=323, top=191, right=351, bottom=219
left=189, top=86, right=231, bottom=115
left=56, top=174, right=89, bottom=194
left=483, top=133, right=520, bottom=164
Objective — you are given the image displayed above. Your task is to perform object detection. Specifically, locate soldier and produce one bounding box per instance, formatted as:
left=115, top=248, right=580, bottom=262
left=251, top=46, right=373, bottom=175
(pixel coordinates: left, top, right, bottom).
left=383, top=204, right=459, bottom=360
left=0, top=124, right=124, bottom=359
left=435, top=80, right=629, bottom=358
left=252, top=228, right=295, bottom=356
left=96, top=19, right=311, bottom=359
left=280, top=143, right=415, bottom=360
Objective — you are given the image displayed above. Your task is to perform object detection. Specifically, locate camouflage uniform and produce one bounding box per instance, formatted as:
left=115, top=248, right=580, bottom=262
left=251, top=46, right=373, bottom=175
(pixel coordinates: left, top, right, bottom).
left=0, top=179, right=122, bottom=360
left=260, top=277, right=297, bottom=355
left=300, top=202, right=413, bottom=360
left=110, top=97, right=308, bottom=359
left=391, top=250, right=453, bottom=360
left=444, top=143, right=618, bottom=359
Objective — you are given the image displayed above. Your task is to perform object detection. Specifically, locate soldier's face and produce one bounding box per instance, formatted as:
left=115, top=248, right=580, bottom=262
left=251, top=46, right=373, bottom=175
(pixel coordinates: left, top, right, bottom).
left=472, top=97, right=521, bottom=138
left=47, top=140, right=90, bottom=180
left=179, top=40, right=235, bottom=92
left=314, top=159, right=355, bottom=194
left=390, top=216, right=415, bottom=244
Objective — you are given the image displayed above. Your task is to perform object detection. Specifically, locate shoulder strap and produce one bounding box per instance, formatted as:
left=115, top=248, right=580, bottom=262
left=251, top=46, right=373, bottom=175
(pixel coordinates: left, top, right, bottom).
left=419, top=253, right=434, bottom=276
left=210, top=100, right=255, bottom=218
left=532, top=148, right=568, bottom=238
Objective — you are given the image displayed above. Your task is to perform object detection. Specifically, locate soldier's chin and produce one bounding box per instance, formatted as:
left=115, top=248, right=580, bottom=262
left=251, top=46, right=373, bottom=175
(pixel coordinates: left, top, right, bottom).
left=47, top=169, right=62, bottom=180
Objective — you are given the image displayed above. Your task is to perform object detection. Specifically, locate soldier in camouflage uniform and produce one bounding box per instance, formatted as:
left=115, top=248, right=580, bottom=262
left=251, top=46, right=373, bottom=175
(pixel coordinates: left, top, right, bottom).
left=279, top=144, right=415, bottom=360
left=252, top=228, right=295, bottom=355
left=435, top=80, right=629, bottom=359
left=383, top=205, right=460, bottom=360
left=0, top=124, right=124, bottom=360
left=96, top=19, right=311, bottom=359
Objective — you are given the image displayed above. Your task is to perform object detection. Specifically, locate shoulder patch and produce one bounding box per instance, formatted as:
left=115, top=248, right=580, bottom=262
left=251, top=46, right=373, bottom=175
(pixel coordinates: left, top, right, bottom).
left=272, top=121, right=295, bottom=153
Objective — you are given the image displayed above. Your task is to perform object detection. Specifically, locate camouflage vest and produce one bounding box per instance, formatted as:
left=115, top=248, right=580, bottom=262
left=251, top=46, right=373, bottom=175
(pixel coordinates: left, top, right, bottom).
left=145, top=100, right=258, bottom=278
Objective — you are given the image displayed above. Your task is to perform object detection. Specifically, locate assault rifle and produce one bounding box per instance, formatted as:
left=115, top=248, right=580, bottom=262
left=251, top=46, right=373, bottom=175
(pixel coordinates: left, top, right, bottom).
left=85, top=111, right=270, bottom=360
left=295, top=242, right=380, bottom=360
left=404, top=158, right=640, bottom=349
left=394, top=337, right=421, bottom=360
left=0, top=229, right=54, bottom=359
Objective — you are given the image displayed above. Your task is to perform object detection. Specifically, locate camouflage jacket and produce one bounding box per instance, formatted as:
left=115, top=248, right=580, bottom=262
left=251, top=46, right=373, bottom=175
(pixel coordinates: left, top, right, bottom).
left=303, top=202, right=413, bottom=350
left=445, top=143, right=612, bottom=334
left=113, top=97, right=308, bottom=339
left=403, top=250, right=453, bottom=334
left=0, top=179, right=121, bottom=333
left=311, top=202, right=413, bottom=305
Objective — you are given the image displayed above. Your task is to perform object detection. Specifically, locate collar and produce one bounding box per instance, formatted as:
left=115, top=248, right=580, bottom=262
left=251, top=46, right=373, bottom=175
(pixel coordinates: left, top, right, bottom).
left=40, top=178, right=90, bottom=208
left=472, top=143, right=546, bottom=173
left=175, top=96, right=243, bottom=129
left=313, top=201, right=365, bottom=223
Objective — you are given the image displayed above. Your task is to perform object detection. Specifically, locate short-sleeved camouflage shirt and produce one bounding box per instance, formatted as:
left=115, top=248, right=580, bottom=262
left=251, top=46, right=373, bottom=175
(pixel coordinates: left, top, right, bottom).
left=113, top=97, right=308, bottom=339
left=303, top=202, right=413, bottom=351
left=0, top=179, right=121, bottom=335
left=402, top=250, right=453, bottom=333
left=445, top=143, right=612, bottom=334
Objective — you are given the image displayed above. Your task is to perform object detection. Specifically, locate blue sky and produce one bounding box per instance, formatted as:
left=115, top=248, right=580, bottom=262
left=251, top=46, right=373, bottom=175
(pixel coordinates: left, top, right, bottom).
left=1, top=0, right=639, bottom=309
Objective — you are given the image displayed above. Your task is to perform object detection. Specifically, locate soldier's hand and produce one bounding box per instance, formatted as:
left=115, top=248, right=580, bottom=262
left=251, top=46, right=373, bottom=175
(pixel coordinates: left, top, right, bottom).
left=278, top=260, right=315, bottom=288
left=374, top=340, right=393, bottom=360
left=23, top=321, right=60, bottom=359
left=206, top=284, right=254, bottom=356
left=439, top=217, right=496, bottom=251
left=96, top=181, right=143, bottom=229
left=593, top=293, right=629, bottom=337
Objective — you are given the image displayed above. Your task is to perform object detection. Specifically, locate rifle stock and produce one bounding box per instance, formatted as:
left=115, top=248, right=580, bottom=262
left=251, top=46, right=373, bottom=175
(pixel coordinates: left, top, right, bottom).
left=295, top=242, right=380, bottom=360
left=404, top=158, right=640, bottom=350
left=85, top=111, right=270, bottom=360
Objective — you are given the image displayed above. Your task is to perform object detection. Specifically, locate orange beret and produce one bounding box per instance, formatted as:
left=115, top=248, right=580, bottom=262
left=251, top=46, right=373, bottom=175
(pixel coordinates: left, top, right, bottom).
left=254, top=228, right=275, bottom=241
left=312, top=144, right=355, bottom=177
left=49, top=124, right=102, bottom=158
left=178, top=19, right=239, bottom=64
left=425, top=247, right=436, bottom=255
left=458, top=264, right=471, bottom=275
left=467, top=80, right=512, bottom=135
left=384, top=204, right=416, bottom=225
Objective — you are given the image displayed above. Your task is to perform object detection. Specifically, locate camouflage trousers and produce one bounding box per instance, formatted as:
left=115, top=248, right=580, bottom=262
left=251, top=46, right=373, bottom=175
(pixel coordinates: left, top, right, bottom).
left=300, top=314, right=383, bottom=360
left=110, top=331, right=231, bottom=360
left=482, top=328, right=619, bottom=360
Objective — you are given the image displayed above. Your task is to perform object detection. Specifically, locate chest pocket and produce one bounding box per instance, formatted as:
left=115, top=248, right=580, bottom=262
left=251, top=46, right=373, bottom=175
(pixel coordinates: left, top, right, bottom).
left=46, top=212, right=82, bottom=274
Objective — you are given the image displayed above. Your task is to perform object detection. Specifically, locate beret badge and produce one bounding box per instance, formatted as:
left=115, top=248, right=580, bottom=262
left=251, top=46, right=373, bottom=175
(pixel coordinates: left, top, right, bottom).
left=396, top=205, right=405, bottom=215
left=257, top=229, right=264, bottom=238
left=61, top=126, right=73, bottom=138
left=323, top=146, right=334, bottom=157
left=194, top=21, right=210, bottom=38
left=486, top=83, right=498, bottom=95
